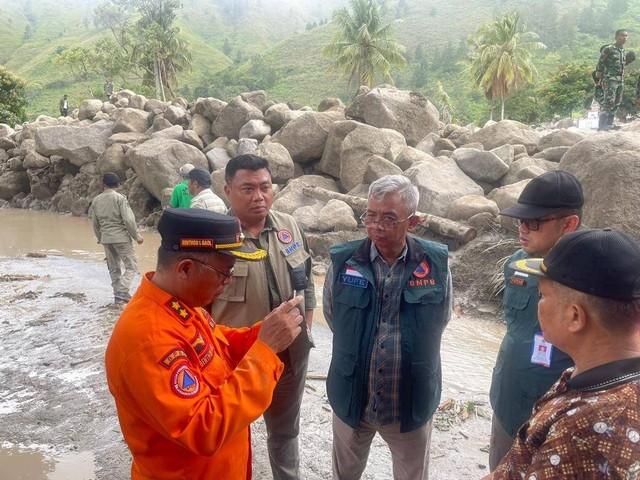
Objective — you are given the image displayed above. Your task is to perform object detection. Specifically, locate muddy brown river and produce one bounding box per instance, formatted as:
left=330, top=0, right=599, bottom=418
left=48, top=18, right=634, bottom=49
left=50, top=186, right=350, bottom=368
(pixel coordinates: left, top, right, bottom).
left=0, top=208, right=505, bottom=479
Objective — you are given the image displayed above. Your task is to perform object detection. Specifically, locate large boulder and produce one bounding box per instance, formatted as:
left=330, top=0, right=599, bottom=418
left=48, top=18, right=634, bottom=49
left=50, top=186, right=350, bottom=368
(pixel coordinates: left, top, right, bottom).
left=0, top=124, right=15, bottom=137
left=316, top=120, right=360, bottom=178
left=272, top=175, right=339, bottom=215
left=538, top=129, right=586, bottom=150
left=339, top=124, right=407, bottom=191
left=97, top=143, right=129, bottom=179
left=206, top=147, right=231, bottom=171
left=271, top=110, right=345, bottom=163
left=239, top=119, right=271, bottom=140
left=487, top=179, right=531, bottom=228
left=560, top=132, right=640, bottom=240
left=34, top=121, right=115, bottom=166
left=113, top=108, right=151, bottom=134
left=451, top=148, right=509, bottom=183
left=189, top=114, right=212, bottom=139
left=126, top=176, right=158, bottom=220
left=77, top=99, right=104, bottom=121
left=128, top=138, right=208, bottom=200
left=0, top=170, right=30, bottom=199
left=255, top=142, right=295, bottom=184
left=212, top=96, right=263, bottom=140
left=317, top=200, right=358, bottom=232
left=468, top=120, right=541, bottom=154
left=345, top=85, right=439, bottom=146
left=362, top=155, right=403, bottom=184
left=241, top=90, right=268, bottom=111
left=194, top=97, right=227, bottom=122
left=533, top=146, right=570, bottom=163
left=445, top=195, right=499, bottom=222
left=403, top=156, right=484, bottom=216
left=501, top=157, right=558, bottom=186
left=394, top=147, right=435, bottom=171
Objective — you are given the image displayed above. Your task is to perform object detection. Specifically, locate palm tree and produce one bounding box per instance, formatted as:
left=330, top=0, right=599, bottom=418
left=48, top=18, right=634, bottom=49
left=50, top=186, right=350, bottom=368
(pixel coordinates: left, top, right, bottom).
left=468, top=12, right=546, bottom=120
left=323, top=0, right=406, bottom=89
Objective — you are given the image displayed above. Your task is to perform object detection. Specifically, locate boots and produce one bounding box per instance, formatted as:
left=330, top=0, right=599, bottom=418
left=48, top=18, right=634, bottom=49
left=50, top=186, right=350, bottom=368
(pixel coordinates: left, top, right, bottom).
left=598, top=114, right=611, bottom=131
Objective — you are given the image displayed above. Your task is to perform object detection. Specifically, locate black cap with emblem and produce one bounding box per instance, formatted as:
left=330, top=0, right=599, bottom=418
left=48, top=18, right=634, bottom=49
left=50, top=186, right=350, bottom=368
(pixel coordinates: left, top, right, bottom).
left=510, top=228, right=640, bottom=301
left=500, top=170, right=584, bottom=220
left=158, top=208, right=267, bottom=261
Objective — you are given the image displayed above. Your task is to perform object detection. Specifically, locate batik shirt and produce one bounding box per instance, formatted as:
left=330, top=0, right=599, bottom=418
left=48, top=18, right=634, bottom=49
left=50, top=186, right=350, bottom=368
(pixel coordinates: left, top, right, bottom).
left=494, top=357, right=640, bottom=480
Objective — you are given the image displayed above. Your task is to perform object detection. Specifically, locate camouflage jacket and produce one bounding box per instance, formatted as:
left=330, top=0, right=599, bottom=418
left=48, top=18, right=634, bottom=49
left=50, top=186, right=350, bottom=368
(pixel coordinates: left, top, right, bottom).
left=596, top=43, right=626, bottom=81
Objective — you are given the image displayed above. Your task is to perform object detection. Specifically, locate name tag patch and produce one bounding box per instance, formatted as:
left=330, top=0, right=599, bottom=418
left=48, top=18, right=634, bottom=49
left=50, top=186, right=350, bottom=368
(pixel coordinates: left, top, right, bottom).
left=340, top=267, right=367, bottom=288
left=531, top=333, right=553, bottom=367
left=510, top=277, right=527, bottom=286
left=282, top=240, right=301, bottom=256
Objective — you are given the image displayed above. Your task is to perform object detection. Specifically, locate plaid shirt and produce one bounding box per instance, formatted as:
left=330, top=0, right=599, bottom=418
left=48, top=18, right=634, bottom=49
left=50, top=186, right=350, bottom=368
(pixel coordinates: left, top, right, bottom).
left=362, top=243, right=408, bottom=425
left=494, top=357, right=640, bottom=479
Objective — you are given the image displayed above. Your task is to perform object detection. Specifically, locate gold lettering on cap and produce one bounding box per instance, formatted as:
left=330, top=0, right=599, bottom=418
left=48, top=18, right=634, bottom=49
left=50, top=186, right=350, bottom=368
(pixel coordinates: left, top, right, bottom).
left=180, top=238, right=215, bottom=248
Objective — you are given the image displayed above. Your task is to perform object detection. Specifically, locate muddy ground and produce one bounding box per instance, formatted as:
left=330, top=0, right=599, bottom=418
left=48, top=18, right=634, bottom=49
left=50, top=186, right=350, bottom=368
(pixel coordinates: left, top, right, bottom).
left=0, top=228, right=512, bottom=479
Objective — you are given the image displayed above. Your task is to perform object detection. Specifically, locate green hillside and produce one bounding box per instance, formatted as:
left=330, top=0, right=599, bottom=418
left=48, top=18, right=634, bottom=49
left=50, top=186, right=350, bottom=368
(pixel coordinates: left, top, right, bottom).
left=0, top=0, right=638, bottom=122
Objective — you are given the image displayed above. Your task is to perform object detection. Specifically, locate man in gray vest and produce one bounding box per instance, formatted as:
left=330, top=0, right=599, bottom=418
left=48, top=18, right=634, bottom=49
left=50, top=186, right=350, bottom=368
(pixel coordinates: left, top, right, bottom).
left=488, top=170, right=583, bottom=469
left=323, top=175, right=452, bottom=480
left=210, top=154, right=316, bottom=480
left=89, top=172, right=144, bottom=304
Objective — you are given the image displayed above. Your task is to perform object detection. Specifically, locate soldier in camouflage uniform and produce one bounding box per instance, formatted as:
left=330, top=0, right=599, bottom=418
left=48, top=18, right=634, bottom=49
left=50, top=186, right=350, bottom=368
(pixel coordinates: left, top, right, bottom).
left=595, top=30, right=628, bottom=130
left=594, top=50, right=635, bottom=108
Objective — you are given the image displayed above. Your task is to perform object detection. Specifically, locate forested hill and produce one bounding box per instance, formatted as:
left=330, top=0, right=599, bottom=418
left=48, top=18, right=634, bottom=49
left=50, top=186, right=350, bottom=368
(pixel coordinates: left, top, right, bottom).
left=1, top=0, right=638, bottom=123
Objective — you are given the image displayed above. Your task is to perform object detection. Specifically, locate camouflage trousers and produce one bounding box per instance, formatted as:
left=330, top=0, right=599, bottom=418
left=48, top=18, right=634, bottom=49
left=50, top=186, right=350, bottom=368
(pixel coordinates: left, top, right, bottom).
left=600, top=78, right=623, bottom=118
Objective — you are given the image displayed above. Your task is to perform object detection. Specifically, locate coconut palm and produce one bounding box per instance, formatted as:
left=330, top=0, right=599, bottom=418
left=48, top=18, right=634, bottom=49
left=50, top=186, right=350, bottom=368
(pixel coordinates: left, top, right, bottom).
left=324, top=0, right=406, bottom=89
left=469, top=12, right=546, bottom=120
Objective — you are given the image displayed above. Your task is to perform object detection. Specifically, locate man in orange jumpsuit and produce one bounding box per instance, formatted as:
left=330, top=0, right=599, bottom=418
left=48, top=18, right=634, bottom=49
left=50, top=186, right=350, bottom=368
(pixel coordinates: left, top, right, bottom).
left=105, top=208, right=304, bottom=480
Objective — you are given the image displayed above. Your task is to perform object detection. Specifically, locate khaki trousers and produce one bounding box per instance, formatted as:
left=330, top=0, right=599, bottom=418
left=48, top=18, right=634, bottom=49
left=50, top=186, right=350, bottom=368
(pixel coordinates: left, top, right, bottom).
left=331, top=413, right=433, bottom=480
left=103, top=242, right=138, bottom=300
left=488, top=414, right=514, bottom=471
left=263, top=347, right=310, bottom=480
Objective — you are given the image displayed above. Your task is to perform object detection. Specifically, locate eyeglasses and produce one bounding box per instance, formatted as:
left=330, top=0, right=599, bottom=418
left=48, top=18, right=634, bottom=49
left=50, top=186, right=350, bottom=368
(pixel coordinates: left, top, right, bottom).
left=360, top=212, right=414, bottom=230
left=188, top=258, right=234, bottom=279
left=514, top=216, right=568, bottom=232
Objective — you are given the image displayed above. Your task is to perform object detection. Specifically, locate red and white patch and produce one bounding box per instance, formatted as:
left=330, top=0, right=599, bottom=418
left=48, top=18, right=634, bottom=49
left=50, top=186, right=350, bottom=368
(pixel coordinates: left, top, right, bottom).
left=171, top=363, right=200, bottom=398
left=277, top=229, right=293, bottom=244
left=413, top=261, right=430, bottom=279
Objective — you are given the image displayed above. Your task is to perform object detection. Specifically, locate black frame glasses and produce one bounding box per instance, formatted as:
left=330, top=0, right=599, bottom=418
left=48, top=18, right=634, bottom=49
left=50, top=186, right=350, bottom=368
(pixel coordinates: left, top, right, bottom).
left=188, top=258, right=234, bottom=279
left=359, top=212, right=414, bottom=230
left=514, top=216, right=568, bottom=232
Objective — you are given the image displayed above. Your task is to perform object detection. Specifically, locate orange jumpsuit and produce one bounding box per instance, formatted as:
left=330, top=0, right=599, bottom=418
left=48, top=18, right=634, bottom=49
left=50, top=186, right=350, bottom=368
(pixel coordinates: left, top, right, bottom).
left=105, top=273, right=284, bottom=479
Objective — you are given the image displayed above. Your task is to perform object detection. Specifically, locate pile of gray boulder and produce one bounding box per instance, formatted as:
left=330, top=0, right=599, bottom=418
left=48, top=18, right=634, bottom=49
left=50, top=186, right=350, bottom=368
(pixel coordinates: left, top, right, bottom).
left=1, top=84, right=639, bottom=248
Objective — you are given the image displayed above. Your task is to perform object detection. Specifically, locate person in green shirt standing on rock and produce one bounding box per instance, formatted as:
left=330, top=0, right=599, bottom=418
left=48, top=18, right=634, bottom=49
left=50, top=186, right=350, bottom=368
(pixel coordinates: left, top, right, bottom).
left=595, top=29, right=628, bottom=131
left=488, top=171, right=584, bottom=470
left=169, top=163, right=194, bottom=208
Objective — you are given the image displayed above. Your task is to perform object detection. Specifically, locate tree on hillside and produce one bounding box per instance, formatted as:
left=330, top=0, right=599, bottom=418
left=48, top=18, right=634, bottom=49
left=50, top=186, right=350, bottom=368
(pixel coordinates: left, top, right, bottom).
left=323, top=0, right=406, bottom=89
left=0, top=67, right=28, bottom=125
left=95, top=0, right=191, bottom=101
left=468, top=12, right=546, bottom=120
left=538, top=62, right=594, bottom=118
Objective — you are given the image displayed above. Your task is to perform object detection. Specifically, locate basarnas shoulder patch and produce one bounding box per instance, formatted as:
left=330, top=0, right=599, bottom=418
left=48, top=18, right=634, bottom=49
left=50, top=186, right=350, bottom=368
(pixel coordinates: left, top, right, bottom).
left=165, top=298, right=192, bottom=322
left=171, top=363, right=200, bottom=398
left=160, top=348, right=187, bottom=369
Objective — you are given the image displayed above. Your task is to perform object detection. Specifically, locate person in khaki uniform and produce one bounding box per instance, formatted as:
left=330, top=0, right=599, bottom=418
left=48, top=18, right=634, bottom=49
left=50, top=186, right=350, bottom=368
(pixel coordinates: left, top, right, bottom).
left=89, top=172, right=143, bottom=304
left=210, top=154, right=316, bottom=480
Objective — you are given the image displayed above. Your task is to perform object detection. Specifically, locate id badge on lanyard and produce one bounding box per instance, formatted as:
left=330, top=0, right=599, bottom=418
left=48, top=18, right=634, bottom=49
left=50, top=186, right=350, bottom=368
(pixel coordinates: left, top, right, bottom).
left=531, top=332, right=553, bottom=368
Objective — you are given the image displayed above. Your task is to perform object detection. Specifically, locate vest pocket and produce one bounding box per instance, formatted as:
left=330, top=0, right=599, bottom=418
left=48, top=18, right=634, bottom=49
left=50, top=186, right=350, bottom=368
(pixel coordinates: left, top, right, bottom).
left=327, top=347, right=357, bottom=417
left=411, top=361, right=440, bottom=424
left=502, top=284, right=533, bottom=311
left=218, top=261, right=248, bottom=302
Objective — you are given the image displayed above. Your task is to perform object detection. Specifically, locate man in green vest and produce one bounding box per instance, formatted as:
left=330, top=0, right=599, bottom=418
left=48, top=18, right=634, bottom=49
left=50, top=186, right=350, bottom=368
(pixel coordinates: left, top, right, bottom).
left=323, top=175, right=452, bottom=480
left=210, top=154, right=316, bottom=480
left=488, top=170, right=583, bottom=470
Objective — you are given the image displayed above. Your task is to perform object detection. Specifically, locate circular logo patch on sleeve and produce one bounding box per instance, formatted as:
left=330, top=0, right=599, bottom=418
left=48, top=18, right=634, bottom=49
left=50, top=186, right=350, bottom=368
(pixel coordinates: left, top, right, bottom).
left=277, top=229, right=293, bottom=244
left=171, top=363, right=200, bottom=398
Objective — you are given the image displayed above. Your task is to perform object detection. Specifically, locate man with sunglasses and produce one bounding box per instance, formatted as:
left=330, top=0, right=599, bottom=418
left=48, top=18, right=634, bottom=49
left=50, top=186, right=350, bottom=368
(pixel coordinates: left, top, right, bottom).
left=323, top=175, right=452, bottom=480
left=105, top=208, right=304, bottom=480
left=488, top=170, right=584, bottom=470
